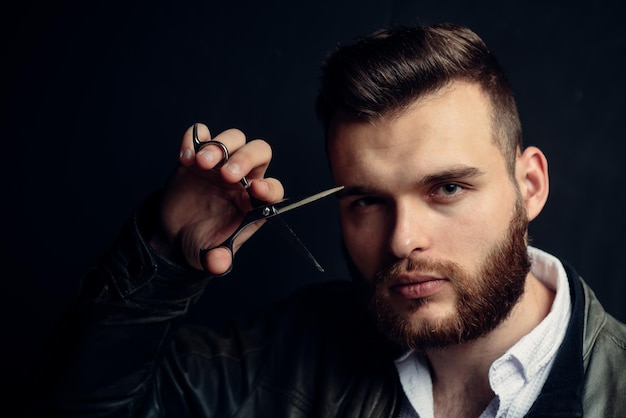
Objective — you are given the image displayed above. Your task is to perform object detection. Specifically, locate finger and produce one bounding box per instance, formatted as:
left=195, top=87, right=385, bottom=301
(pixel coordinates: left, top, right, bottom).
left=196, top=128, right=247, bottom=170
left=200, top=247, right=233, bottom=275
left=220, top=139, right=272, bottom=184
left=179, top=124, right=248, bottom=171
left=248, top=177, right=285, bottom=204
left=179, top=123, right=211, bottom=166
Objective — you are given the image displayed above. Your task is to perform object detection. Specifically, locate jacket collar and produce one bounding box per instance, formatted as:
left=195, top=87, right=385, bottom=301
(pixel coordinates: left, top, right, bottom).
left=524, top=264, right=584, bottom=417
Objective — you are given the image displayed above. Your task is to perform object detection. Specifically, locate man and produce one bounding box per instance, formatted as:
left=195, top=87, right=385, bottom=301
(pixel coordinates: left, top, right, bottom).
left=28, top=23, right=625, bottom=417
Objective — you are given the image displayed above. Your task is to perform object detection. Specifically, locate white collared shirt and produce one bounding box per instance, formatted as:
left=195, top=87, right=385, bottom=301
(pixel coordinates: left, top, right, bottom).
left=394, top=246, right=572, bottom=418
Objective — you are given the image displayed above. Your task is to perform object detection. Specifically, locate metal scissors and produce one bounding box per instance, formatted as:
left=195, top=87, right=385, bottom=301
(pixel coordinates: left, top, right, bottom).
left=192, top=123, right=343, bottom=276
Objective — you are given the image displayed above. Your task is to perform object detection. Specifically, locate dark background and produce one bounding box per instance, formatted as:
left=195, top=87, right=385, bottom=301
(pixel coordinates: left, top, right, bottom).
left=2, top=0, right=625, bottom=413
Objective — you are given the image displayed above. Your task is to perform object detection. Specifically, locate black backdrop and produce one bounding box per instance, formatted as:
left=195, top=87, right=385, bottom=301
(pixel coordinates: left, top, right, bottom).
left=3, top=0, right=625, bottom=413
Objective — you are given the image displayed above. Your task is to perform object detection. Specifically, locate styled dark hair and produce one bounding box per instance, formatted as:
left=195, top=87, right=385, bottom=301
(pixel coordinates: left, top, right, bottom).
left=316, top=23, right=522, bottom=174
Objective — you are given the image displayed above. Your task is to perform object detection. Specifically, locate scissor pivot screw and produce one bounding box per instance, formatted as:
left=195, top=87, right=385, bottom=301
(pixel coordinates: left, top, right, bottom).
left=262, top=207, right=271, bottom=216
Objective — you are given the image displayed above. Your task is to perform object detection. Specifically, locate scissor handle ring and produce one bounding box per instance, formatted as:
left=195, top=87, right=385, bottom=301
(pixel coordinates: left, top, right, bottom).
left=192, top=123, right=230, bottom=167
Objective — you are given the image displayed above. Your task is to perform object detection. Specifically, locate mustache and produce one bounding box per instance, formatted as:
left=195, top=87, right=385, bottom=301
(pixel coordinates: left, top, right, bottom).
left=373, top=255, right=464, bottom=287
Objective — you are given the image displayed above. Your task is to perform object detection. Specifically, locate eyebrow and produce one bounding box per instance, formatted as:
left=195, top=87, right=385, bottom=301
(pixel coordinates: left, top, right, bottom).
left=336, top=165, right=485, bottom=198
left=417, top=165, right=485, bottom=187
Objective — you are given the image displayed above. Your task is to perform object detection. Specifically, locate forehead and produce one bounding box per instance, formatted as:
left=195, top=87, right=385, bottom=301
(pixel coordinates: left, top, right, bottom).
left=327, top=81, right=503, bottom=180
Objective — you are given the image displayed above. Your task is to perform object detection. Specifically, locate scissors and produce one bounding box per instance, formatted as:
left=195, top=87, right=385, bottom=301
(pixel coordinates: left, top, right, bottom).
left=192, top=123, right=344, bottom=276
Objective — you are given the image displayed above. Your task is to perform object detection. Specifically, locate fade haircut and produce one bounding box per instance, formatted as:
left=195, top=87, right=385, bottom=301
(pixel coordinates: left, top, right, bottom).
left=316, top=23, right=522, bottom=175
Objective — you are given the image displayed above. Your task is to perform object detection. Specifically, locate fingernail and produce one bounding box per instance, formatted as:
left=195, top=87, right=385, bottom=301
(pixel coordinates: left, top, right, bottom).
left=180, top=149, right=193, bottom=160
left=198, top=150, right=214, bottom=163
left=224, top=162, right=240, bottom=175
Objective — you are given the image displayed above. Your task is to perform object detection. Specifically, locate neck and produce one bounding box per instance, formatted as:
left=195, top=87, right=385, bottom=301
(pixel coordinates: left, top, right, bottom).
left=426, top=272, right=555, bottom=416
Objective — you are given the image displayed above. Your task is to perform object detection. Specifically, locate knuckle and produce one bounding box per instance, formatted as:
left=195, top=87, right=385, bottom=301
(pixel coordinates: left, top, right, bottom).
left=249, top=139, right=273, bottom=158
left=221, top=128, right=246, bottom=145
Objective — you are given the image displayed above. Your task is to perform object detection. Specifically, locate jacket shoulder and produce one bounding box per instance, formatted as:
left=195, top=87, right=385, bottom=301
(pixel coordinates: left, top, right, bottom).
left=580, top=279, right=626, bottom=417
left=581, top=278, right=626, bottom=359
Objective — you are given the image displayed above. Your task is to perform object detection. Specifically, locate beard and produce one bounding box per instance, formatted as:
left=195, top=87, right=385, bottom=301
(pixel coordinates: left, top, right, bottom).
left=351, top=197, right=531, bottom=352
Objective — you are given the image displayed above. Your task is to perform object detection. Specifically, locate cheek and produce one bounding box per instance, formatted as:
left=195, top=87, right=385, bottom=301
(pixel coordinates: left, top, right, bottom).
left=444, top=194, right=514, bottom=263
left=340, top=212, right=388, bottom=277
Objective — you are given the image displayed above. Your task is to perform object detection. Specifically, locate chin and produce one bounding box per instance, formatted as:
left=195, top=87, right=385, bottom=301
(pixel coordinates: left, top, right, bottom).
left=401, top=297, right=460, bottom=329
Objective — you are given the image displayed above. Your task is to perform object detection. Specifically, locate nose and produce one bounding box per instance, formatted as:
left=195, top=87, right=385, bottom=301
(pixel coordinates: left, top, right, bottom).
left=387, top=199, right=431, bottom=259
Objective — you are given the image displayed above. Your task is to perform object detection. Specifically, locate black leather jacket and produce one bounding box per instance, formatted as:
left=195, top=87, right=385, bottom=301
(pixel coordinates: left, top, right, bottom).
left=27, top=208, right=626, bottom=417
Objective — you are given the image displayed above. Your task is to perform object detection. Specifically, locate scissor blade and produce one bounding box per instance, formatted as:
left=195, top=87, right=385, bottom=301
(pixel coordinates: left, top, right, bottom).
left=275, top=186, right=344, bottom=215
left=267, top=216, right=325, bottom=272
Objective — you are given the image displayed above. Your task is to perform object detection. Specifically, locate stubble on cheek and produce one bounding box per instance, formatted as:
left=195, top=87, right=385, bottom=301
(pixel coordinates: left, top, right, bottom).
left=361, top=199, right=530, bottom=352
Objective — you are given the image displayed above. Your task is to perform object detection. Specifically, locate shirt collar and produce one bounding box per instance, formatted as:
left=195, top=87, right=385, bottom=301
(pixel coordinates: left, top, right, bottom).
left=393, top=246, right=574, bottom=418
left=489, top=246, right=572, bottom=383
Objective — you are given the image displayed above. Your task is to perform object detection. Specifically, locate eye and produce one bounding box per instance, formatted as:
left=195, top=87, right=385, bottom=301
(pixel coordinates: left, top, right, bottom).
left=439, top=184, right=461, bottom=195
left=430, top=183, right=466, bottom=202
left=349, top=196, right=385, bottom=209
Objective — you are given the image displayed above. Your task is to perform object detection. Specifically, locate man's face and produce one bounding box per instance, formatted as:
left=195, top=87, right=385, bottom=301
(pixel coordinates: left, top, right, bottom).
left=328, top=81, right=531, bottom=351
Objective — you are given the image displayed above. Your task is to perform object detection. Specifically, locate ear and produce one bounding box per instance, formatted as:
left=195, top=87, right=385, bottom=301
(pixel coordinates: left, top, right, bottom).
left=516, top=146, right=549, bottom=222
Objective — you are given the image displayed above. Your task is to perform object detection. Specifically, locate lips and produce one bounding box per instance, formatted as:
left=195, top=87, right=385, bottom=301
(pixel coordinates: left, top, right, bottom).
left=389, top=275, right=448, bottom=299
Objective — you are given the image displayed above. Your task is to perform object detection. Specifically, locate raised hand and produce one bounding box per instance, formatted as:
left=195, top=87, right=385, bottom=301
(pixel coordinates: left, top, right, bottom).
left=150, top=123, right=284, bottom=275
